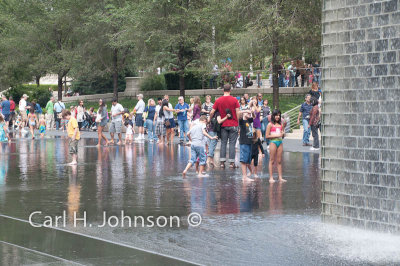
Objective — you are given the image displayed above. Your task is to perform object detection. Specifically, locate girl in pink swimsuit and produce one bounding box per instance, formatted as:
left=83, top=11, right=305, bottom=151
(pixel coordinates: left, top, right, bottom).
left=266, top=109, right=287, bottom=183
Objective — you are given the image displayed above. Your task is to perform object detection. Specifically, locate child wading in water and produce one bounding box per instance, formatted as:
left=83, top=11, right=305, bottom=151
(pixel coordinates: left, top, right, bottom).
left=14, top=115, right=22, bottom=131
left=238, top=110, right=254, bottom=181
left=39, top=114, right=46, bottom=138
left=266, top=109, right=287, bottom=183
left=0, top=115, right=11, bottom=142
left=28, top=109, right=38, bottom=139
left=124, top=120, right=134, bottom=144
left=251, top=134, right=265, bottom=177
left=183, top=116, right=218, bottom=177
left=62, top=110, right=80, bottom=165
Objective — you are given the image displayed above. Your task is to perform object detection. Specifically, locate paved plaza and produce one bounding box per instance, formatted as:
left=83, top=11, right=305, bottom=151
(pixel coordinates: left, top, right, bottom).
left=0, top=136, right=399, bottom=265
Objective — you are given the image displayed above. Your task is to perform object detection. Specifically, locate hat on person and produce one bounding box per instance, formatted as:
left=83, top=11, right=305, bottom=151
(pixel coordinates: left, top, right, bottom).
left=22, top=94, right=29, bottom=98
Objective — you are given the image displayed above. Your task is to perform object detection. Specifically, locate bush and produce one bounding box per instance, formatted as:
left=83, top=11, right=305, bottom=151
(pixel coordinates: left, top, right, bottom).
left=71, top=72, right=134, bottom=95
left=5, top=84, right=52, bottom=107
left=163, top=70, right=208, bottom=90
left=32, top=87, right=52, bottom=107
left=140, top=74, right=166, bottom=91
left=163, top=72, right=179, bottom=90
left=25, top=84, right=58, bottom=91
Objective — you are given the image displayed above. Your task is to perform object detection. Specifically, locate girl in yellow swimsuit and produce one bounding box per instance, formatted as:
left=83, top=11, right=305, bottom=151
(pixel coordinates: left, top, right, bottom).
left=266, top=109, right=287, bottom=183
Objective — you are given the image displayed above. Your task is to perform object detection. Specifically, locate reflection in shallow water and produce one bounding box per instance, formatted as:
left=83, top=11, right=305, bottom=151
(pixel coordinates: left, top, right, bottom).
left=0, top=138, right=399, bottom=265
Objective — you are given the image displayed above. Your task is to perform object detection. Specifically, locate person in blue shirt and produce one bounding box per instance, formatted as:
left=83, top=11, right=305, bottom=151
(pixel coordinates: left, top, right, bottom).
left=0, top=95, right=11, bottom=126
left=297, top=94, right=313, bottom=146
left=54, top=100, right=66, bottom=130
left=32, top=100, right=42, bottom=114
left=175, top=96, right=190, bottom=143
left=313, top=61, right=320, bottom=84
left=144, top=98, right=158, bottom=142
left=257, top=93, right=263, bottom=106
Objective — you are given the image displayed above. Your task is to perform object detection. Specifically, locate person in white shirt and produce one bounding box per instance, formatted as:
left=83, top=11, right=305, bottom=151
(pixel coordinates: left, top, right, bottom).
left=133, top=94, right=146, bottom=140
left=109, top=98, right=124, bottom=145
left=19, top=94, right=29, bottom=127
left=288, top=61, right=296, bottom=87
left=163, top=94, right=176, bottom=145
left=153, top=97, right=165, bottom=144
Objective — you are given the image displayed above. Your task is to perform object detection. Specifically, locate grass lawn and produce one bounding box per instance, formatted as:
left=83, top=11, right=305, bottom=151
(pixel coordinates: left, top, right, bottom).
left=65, top=94, right=304, bottom=114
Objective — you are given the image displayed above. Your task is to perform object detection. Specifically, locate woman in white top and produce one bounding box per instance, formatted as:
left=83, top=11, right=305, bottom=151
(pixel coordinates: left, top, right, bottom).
left=154, top=99, right=167, bottom=144
left=76, top=100, right=85, bottom=130
left=163, top=99, right=176, bottom=145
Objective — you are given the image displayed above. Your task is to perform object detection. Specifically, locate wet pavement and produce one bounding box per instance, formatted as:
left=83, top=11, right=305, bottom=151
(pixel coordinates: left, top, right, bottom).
left=0, top=137, right=399, bottom=265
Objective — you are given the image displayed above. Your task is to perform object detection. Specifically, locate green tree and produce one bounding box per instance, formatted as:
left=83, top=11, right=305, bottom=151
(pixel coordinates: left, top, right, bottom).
left=136, top=0, right=214, bottom=97
left=0, top=0, right=85, bottom=99
left=73, top=0, right=137, bottom=99
left=217, top=0, right=321, bottom=109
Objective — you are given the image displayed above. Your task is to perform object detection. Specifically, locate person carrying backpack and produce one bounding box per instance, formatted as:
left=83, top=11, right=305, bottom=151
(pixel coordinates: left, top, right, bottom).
left=54, top=99, right=65, bottom=130
left=206, top=109, right=220, bottom=168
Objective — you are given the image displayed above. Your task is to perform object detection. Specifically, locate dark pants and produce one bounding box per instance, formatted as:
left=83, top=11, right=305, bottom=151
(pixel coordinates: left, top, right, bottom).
left=55, top=112, right=61, bottom=130
left=295, top=72, right=300, bottom=87
left=279, top=73, right=285, bottom=87
left=220, top=126, right=238, bottom=163
left=311, top=125, right=319, bottom=148
left=209, top=75, right=217, bottom=89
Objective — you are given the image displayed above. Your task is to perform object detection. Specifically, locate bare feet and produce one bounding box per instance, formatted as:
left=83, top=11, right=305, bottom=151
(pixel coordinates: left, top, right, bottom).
left=243, top=176, right=254, bottom=182
left=220, top=162, right=225, bottom=169
left=278, top=178, right=287, bottom=183
left=198, top=173, right=209, bottom=177
left=182, top=171, right=187, bottom=178
left=229, top=163, right=236, bottom=169
left=269, top=178, right=275, bottom=184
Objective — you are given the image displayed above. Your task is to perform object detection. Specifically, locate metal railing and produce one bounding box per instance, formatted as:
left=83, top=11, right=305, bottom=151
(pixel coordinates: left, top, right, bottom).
left=283, top=104, right=302, bottom=133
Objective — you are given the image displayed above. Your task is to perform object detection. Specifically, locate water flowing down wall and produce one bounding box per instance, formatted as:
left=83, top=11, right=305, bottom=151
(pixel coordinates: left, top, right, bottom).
left=321, top=0, right=400, bottom=232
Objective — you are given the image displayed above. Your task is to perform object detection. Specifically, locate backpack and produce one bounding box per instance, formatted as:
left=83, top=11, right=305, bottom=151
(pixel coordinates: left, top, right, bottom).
left=211, top=111, right=221, bottom=135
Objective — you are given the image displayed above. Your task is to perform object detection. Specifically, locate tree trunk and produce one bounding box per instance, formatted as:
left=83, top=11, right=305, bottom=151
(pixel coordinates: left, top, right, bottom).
left=272, top=39, right=279, bottom=110
left=179, top=72, right=185, bottom=98
left=57, top=75, right=63, bottom=101
left=64, top=76, right=67, bottom=94
left=35, top=76, right=40, bottom=87
left=113, top=49, right=118, bottom=100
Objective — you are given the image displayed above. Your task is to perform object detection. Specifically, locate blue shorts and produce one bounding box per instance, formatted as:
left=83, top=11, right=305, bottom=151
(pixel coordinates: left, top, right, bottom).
left=189, top=145, right=207, bottom=165
left=3, top=114, right=10, bottom=122
left=166, top=118, right=176, bottom=129
left=135, top=114, right=144, bottom=127
left=240, top=144, right=252, bottom=164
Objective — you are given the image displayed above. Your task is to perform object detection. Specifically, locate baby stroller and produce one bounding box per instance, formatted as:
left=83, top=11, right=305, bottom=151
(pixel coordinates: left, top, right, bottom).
left=81, top=112, right=93, bottom=131
left=236, top=75, right=243, bottom=88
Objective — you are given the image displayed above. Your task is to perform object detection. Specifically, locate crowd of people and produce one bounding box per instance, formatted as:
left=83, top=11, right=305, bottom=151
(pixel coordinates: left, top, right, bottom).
left=209, top=61, right=321, bottom=90
left=0, top=82, right=321, bottom=182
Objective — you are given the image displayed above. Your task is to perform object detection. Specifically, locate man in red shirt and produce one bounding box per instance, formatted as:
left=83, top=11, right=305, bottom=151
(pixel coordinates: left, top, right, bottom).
left=210, top=84, right=240, bottom=168
left=9, top=96, right=15, bottom=127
